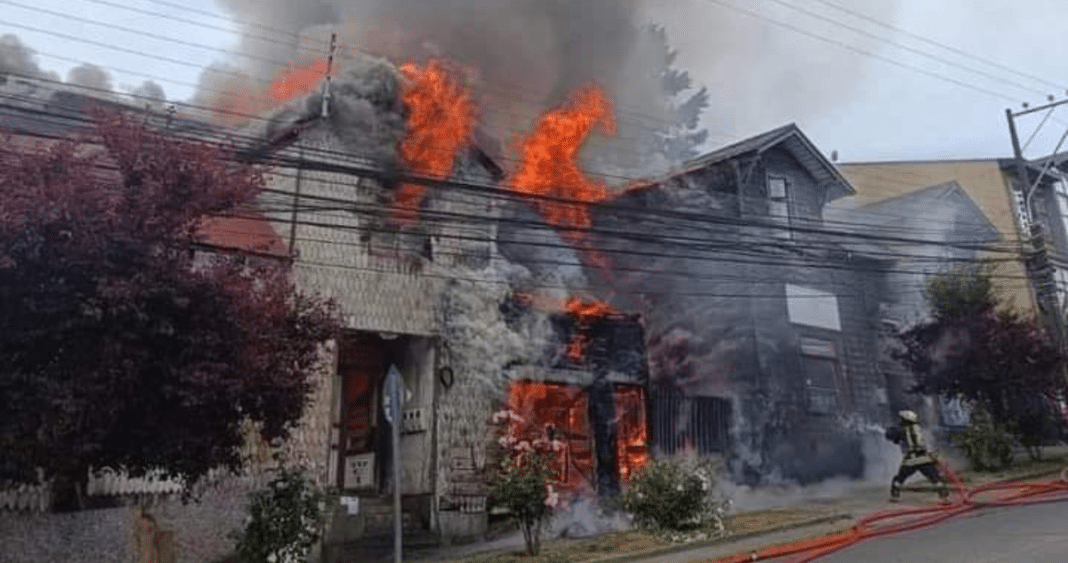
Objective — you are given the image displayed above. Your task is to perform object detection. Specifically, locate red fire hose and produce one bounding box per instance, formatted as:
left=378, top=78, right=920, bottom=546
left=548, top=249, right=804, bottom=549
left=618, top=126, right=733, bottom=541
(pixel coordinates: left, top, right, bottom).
left=705, top=460, right=1068, bottom=563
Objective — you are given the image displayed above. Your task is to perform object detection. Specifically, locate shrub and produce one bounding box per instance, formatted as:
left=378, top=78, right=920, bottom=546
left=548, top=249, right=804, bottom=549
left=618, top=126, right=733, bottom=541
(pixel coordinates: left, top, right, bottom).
left=230, top=462, right=334, bottom=563
left=619, top=457, right=726, bottom=533
left=486, top=410, right=567, bottom=556
left=955, top=414, right=1016, bottom=472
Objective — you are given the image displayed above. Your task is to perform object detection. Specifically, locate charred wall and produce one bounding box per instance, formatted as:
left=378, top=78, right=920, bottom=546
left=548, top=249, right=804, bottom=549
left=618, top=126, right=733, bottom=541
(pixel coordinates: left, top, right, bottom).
left=589, top=147, right=890, bottom=484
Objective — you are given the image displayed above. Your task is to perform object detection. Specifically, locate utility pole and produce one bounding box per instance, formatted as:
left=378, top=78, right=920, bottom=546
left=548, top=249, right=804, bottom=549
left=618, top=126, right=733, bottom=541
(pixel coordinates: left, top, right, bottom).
left=1007, top=100, right=1068, bottom=386
left=321, top=33, right=337, bottom=119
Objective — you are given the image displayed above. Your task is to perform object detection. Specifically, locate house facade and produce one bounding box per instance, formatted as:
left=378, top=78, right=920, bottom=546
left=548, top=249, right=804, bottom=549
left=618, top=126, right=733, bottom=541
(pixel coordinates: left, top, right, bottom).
left=573, top=124, right=893, bottom=484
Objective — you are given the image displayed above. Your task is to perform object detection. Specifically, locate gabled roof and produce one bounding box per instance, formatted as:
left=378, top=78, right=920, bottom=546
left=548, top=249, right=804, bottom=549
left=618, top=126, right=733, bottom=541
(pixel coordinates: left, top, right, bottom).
left=828, top=180, right=1001, bottom=247
left=680, top=123, right=856, bottom=199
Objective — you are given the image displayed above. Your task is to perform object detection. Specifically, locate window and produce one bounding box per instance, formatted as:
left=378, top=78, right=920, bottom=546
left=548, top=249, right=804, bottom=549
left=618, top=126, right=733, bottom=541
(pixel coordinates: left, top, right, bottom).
left=767, top=176, right=791, bottom=240
left=1055, top=181, right=1068, bottom=244
left=799, top=338, right=845, bottom=415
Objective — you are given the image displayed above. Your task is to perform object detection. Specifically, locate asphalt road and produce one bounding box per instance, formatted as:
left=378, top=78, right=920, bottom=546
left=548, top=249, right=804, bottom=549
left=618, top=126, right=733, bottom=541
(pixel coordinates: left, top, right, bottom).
left=788, top=500, right=1068, bottom=563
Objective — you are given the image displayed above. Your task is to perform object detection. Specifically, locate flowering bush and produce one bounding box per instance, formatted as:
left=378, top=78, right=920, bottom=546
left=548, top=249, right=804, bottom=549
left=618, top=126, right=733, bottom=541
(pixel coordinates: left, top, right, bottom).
left=486, top=409, right=567, bottom=556
left=230, top=462, right=334, bottom=563
left=619, top=457, right=726, bottom=534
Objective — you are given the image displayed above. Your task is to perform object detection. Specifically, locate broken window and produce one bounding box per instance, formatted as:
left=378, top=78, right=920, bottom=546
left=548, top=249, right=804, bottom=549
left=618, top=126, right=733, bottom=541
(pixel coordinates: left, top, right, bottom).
left=649, top=385, right=731, bottom=456
left=799, top=338, right=845, bottom=415
left=507, top=381, right=596, bottom=495
left=614, top=385, right=649, bottom=483
left=767, top=175, right=791, bottom=240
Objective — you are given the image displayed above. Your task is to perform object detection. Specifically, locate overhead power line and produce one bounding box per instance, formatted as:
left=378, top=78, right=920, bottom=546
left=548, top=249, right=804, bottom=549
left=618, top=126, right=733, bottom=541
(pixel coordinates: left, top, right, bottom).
left=1, top=107, right=1033, bottom=287
left=698, top=0, right=1017, bottom=103
left=810, top=0, right=1068, bottom=93
left=0, top=95, right=1028, bottom=257
left=766, top=0, right=1056, bottom=98
left=0, top=79, right=1024, bottom=246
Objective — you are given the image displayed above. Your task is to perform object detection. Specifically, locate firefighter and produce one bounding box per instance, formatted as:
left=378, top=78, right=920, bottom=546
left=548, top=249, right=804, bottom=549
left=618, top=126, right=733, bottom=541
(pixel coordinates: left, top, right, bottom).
left=884, top=410, right=950, bottom=503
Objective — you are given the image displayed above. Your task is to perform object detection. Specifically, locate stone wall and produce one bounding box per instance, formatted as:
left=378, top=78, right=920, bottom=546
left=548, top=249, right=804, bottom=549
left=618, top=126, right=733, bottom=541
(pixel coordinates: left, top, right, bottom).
left=0, top=483, right=253, bottom=563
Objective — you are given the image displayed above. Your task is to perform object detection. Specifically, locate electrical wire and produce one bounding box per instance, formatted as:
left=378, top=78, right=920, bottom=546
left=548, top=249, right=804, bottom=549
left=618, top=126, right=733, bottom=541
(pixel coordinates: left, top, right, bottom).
left=0, top=92, right=1030, bottom=254
left=1, top=115, right=1046, bottom=298
left=0, top=112, right=1033, bottom=296
left=764, top=0, right=1056, bottom=98
left=697, top=0, right=1019, bottom=103
left=810, top=0, right=1068, bottom=93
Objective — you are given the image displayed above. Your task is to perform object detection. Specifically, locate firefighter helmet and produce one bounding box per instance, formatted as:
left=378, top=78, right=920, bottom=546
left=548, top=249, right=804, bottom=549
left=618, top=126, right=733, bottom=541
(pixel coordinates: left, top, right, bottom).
left=899, top=410, right=919, bottom=423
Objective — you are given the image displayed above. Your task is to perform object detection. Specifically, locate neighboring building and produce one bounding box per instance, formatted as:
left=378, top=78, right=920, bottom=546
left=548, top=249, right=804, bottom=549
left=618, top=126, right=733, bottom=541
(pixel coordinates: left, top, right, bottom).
left=1017, top=154, right=1068, bottom=325
left=826, top=181, right=1002, bottom=430
left=838, top=159, right=1036, bottom=315
left=840, top=158, right=1068, bottom=431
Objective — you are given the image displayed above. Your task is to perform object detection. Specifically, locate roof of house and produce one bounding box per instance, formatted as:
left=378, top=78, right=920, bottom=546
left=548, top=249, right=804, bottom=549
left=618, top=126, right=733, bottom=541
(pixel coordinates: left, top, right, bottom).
left=197, top=214, right=289, bottom=258
left=619, top=123, right=855, bottom=201
left=682, top=123, right=856, bottom=198
left=827, top=180, right=1002, bottom=249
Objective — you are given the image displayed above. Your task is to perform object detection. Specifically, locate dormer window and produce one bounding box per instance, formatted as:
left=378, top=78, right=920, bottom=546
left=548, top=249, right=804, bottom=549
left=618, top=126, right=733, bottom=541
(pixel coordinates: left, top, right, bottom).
left=767, top=175, right=791, bottom=240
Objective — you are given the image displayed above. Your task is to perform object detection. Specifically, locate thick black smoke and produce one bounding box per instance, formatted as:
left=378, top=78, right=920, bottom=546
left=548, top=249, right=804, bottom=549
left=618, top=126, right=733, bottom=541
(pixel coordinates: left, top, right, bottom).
left=206, top=0, right=902, bottom=179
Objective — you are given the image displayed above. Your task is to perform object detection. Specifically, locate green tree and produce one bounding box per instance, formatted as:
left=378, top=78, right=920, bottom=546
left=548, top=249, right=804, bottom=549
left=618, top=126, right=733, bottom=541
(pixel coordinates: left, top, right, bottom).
left=0, top=112, right=340, bottom=509
left=895, top=264, right=1063, bottom=460
left=645, top=24, right=711, bottom=164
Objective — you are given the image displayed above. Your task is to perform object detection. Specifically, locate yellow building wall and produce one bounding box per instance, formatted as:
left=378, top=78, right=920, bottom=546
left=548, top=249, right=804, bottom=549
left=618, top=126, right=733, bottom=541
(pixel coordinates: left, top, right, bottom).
left=839, top=160, right=1035, bottom=314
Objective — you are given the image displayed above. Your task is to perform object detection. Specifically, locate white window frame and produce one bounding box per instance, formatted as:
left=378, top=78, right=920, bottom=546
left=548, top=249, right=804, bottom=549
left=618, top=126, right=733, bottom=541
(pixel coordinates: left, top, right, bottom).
left=767, top=175, right=792, bottom=240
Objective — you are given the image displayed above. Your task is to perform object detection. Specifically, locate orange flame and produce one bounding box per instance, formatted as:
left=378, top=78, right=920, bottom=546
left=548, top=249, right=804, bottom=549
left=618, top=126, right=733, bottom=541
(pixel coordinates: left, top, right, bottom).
left=615, top=386, right=649, bottom=482
left=509, top=85, right=617, bottom=272
left=394, top=60, right=478, bottom=224
left=503, top=381, right=649, bottom=494
left=270, top=57, right=330, bottom=104
left=564, top=297, right=622, bottom=363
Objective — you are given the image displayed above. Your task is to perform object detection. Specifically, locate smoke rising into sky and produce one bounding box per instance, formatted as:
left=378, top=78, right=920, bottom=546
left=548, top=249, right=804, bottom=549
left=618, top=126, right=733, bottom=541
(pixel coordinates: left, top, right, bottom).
left=0, top=34, right=59, bottom=81
left=206, top=0, right=903, bottom=166
left=66, top=63, right=112, bottom=92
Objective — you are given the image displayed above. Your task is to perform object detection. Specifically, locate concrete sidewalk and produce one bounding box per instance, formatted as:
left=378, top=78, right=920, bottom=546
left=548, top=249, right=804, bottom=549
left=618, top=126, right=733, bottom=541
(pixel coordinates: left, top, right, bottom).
left=409, top=451, right=1068, bottom=563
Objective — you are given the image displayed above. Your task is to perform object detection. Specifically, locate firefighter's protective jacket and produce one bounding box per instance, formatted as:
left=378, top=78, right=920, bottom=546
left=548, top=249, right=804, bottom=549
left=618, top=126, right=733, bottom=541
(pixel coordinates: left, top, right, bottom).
left=898, top=420, right=934, bottom=466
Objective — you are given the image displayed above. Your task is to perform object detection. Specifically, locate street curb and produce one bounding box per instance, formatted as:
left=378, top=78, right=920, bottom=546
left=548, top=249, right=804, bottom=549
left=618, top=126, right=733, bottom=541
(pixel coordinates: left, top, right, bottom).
left=586, top=513, right=854, bottom=563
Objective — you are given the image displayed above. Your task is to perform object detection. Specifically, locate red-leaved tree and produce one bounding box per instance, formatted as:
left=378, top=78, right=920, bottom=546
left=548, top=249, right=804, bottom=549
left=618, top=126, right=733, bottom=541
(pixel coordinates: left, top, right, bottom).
left=0, top=113, right=339, bottom=509
left=895, top=264, right=1063, bottom=459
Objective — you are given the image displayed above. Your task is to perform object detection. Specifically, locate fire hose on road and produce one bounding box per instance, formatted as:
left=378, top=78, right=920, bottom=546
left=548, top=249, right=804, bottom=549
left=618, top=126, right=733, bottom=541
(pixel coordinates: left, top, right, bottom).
left=705, top=461, right=1068, bottom=563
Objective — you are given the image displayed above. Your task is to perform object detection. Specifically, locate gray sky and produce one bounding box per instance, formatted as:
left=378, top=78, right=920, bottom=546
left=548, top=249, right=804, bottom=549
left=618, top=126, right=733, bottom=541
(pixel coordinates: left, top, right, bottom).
left=2, top=0, right=1066, bottom=164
